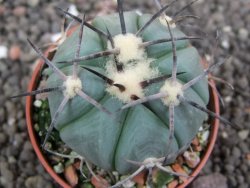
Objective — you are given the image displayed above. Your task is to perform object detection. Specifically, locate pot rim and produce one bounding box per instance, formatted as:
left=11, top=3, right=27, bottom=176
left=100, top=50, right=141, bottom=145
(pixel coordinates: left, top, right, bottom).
left=26, top=30, right=219, bottom=188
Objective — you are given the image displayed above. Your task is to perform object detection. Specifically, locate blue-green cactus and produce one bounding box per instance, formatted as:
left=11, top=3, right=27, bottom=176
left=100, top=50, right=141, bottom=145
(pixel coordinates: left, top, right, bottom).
left=45, top=10, right=209, bottom=175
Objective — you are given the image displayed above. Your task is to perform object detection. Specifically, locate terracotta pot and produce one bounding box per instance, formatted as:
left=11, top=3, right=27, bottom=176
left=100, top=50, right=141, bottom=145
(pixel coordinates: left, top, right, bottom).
left=26, top=30, right=220, bottom=188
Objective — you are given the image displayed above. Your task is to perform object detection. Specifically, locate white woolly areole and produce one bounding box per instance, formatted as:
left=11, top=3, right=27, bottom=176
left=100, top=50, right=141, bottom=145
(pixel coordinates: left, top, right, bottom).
left=108, top=33, right=145, bottom=63
left=160, top=80, right=183, bottom=106
left=63, top=76, right=82, bottom=98
left=159, top=15, right=176, bottom=28
left=106, top=60, right=158, bottom=103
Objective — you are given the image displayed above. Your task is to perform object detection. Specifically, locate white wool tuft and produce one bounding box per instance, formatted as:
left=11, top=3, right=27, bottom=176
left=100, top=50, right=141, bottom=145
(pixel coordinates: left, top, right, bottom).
left=159, top=15, right=176, bottom=28
left=160, top=80, right=183, bottom=106
left=108, top=33, right=145, bottom=63
left=63, top=76, right=82, bottom=98
left=106, top=60, right=158, bottom=103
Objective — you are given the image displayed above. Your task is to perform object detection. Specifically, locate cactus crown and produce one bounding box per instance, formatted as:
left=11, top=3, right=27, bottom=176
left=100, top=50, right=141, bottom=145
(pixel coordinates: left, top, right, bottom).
left=10, top=0, right=236, bottom=187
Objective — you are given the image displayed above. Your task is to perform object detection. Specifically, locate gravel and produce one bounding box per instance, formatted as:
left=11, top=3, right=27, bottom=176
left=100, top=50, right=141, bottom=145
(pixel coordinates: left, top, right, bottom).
left=0, top=0, right=249, bottom=188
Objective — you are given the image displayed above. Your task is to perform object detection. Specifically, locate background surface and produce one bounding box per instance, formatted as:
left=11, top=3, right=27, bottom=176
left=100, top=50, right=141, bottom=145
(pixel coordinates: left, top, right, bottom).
left=0, top=0, right=249, bottom=187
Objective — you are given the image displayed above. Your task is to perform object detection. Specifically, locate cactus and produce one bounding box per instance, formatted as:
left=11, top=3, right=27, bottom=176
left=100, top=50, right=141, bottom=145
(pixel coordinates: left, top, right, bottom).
left=11, top=0, right=235, bottom=187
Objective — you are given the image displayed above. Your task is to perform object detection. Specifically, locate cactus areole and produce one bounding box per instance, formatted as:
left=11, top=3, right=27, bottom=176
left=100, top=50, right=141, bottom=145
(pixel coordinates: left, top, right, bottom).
left=45, top=11, right=209, bottom=175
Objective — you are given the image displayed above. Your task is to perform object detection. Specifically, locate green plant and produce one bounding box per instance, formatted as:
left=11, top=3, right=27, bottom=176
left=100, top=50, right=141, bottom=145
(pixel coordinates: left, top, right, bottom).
left=12, top=0, right=234, bottom=187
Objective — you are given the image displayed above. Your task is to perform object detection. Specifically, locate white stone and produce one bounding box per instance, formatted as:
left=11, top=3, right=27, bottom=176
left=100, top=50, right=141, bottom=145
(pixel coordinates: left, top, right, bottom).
left=223, top=26, right=232, bottom=33
left=224, top=96, right=232, bottom=103
left=221, top=39, right=230, bottom=49
left=53, top=163, right=64, bottom=174
left=34, top=100, right=42, bottom=108
left=238, top=130, right=249, bottom=140
left=221, top=131, right=228, bottom=139
left=201, top=130, right=210, bottom=143
left=68, top=4, right=79, bottom=16
left=0, top=45, right=8, bottom=59
left=51, top=33, right=62, bottom=43
left=238, top=28, right=249, bottom=41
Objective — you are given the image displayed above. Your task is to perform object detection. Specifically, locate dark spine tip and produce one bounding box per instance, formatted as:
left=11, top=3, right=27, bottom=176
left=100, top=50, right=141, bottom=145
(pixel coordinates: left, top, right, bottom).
left=173, top=0, right=199, bottom=17
left=113, top=83, right=126, bottom=92
left=130, top=95, right=140, bottom=100
left=27, top=38, right=35, bottom=49
left=82, top=66, right=114, bottom=85
left=116, top=63, right=124, bottom=72
left=140, top=72, right=185, bottom=89
left=105, top=26, right=124, bottom=72
left=57, top=61, right=68, bottom=64
left=117, top=0, right=126, bottom=34
left=55, top=7, right=82, bottom=22
left=9, top=87, right=61, bottom=99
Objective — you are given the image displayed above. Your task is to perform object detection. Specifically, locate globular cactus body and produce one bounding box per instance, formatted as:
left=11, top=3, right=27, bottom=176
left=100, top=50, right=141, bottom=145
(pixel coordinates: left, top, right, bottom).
left=46, top=11, right=209, bottom=175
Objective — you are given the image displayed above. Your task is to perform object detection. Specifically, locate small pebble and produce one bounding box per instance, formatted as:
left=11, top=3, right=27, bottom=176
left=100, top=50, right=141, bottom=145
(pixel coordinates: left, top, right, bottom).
left=0, top=5, right=5, bottom=15
left=8, top=156, right=17, bottom=164
left=68, top=4, right=79, bottom=16
left=232, top=147, right=241, bottom=158
left=0, top=132, right=7, bottom=144
left=191, top=173, right=228, bottom=188
left=200, top=130, right=210, bottom=144
left=34, top=100, right=42, bottom=108
left=183, top=151, right=200, bottom=168
left=221, top=39, right=230, bottom=49
left=9, top=45, right=21, bottom=61
left=223, top=26, right=232, bottom=33
left=27, top=0, right=40, bottom=7
left=64, top=165, right=78, bottom=187
left=238, top=130, right=249, bottom=141
left=53, top=162, right=64, bottom=174
left=238, top=28, right=249, bottom=41
left=224, top=164, right=235, bottom=173
left=13, top=6, right=27, bottom=16
left=91, top=175, right=110, bottom=188
left=25, top=175, right=52, bottom=188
